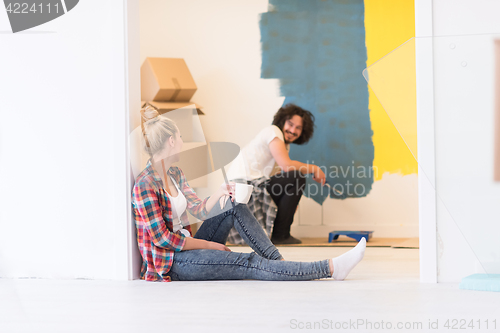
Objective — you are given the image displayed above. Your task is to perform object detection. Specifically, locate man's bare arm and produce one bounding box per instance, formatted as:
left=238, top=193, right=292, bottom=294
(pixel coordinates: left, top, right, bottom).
left=268, top=137, right=326, bottom=184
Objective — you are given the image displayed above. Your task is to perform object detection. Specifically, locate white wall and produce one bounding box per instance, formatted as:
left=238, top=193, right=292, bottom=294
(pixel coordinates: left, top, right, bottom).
left=139, top=0, right=284, bottom=151
left=139, top=0, right=419, bottom=241
left=291, top=174, right=418, bottom=238
left=0, top=0, right=137, bottom=280
left=415, top=0, right=437, bottom=283
left=429, top=0, right=500, bottom=282
left=139, top=0, right=284, bottom=214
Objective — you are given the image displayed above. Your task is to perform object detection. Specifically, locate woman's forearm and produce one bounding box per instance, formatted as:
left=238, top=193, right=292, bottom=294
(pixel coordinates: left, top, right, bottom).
left=204, top=182, right=233, bottom=213
left=182, top=236, right=231, bottom=252
left=182, top=237, right=210, bottom=250
left=205, top=189, right=222, bottom=213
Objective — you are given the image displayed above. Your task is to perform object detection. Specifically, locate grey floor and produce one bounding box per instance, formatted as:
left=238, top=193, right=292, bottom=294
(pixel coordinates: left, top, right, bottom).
left=2, top=246, right=499, bottom=333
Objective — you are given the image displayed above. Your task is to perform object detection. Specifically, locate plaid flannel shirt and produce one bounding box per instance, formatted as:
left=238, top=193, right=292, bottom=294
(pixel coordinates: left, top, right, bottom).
left=132, top=161, right=209, bottom=282
left=227, top=177, right=277, bottom=245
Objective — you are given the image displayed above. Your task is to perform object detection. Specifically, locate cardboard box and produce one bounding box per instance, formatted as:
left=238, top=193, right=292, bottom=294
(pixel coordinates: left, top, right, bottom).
left=141, top=102, right=204, bottom=142
left=143, top=101, right=204, bottom=115
left=132, top=103, right=209, bottom=187
left=130, top=126, right=208, bottom=188
left=137, top=57, right=208, bottom=188
left=141, top=58, right=197, bottom=102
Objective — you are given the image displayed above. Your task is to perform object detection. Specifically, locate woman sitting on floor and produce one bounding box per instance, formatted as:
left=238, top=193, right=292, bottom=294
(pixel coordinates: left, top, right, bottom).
left=132, top=104, right=366, bottom=282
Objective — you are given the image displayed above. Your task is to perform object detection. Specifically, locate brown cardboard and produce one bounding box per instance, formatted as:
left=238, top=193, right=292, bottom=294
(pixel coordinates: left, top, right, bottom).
left=227, top=237, right=412, bottom=247
left=141, top=101, right=205, bottom=144
left=138, top=101, right=208, bottom=187
left=141, top=58, right=197, bottom=102
left=141, top=101, right=204, bottom=115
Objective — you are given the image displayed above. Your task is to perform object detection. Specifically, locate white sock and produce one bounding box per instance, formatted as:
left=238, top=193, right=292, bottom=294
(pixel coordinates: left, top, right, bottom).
left=331, top=237, right=366, bottom=281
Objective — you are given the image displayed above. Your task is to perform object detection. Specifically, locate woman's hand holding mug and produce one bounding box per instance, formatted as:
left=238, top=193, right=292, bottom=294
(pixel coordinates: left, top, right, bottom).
left=218, top=182, right=235, bottom=208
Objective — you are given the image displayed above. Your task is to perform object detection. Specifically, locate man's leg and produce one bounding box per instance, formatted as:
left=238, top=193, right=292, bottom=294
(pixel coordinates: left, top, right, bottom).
left=266, top=171, right=306, bottom=243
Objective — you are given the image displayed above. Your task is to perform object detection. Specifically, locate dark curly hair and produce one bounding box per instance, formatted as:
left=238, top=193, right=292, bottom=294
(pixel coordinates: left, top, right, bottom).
left=272, top=104, right=315, bottom=145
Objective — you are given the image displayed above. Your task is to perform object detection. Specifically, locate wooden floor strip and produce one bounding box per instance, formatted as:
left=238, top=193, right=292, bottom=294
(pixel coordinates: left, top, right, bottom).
left=391, top=237, right=419, bottom=249
left=228, top=237, right=417, bottom=248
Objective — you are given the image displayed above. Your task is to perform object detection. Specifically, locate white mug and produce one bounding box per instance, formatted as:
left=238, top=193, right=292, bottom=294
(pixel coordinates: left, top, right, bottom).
left=234, top=183, right=254, bottom=204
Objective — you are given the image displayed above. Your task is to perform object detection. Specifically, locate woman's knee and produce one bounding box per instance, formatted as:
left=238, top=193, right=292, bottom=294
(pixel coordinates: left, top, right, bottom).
left=232, top=203, right=253, bottom=219
left=232, top=202, right=246, bottom=213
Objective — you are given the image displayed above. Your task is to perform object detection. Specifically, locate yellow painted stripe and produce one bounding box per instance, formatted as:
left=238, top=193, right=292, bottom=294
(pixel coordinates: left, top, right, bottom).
left=364, top=0, right=417, bottom=180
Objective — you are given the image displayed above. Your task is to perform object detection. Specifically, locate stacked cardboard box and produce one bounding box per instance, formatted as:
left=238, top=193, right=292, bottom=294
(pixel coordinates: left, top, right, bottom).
left=137, top=57, right=208, bottom=189
left=141, top=57, right=203, bottom=114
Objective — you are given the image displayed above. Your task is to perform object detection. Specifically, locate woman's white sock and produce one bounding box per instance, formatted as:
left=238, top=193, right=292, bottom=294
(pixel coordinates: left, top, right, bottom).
left=331, top=237, right=366, bottom=280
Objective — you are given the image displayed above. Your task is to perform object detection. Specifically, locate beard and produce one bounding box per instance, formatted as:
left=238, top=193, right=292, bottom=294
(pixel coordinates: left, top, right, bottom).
left=284, top=131, right=298, bottom=144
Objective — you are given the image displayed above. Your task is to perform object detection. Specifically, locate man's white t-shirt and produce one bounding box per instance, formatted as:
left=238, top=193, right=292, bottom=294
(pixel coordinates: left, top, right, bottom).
left=227, top=125, right=288, bottom=181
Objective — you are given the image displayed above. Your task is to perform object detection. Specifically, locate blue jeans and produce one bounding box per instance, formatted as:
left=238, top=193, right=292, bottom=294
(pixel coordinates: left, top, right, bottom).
left=167, top=201, right=331, bottom=281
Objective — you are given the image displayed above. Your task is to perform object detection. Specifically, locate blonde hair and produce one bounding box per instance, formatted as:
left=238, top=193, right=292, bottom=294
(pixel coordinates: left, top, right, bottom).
left=140, top=104, right=178, bottom=157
